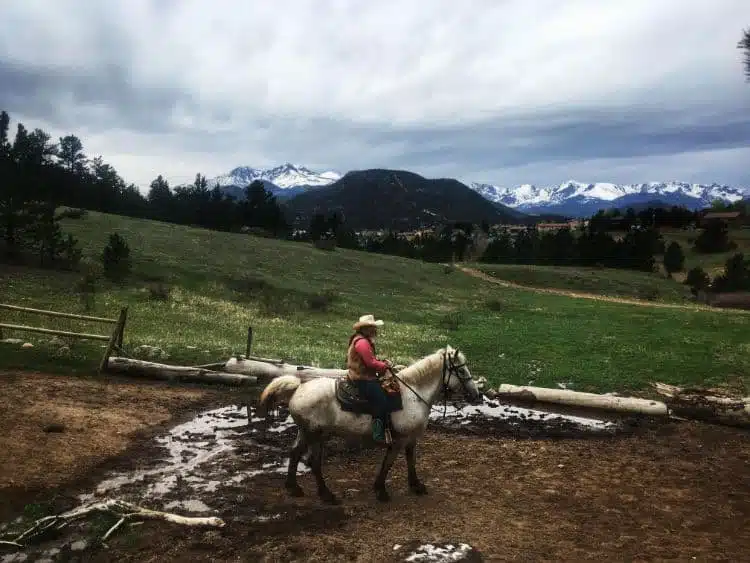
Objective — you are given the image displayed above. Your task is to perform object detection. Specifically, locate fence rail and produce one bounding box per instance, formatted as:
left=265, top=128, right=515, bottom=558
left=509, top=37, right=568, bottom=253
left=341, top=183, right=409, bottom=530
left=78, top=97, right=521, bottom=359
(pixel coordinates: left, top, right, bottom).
left=0, top=303, right=129, bottom=373
left=0, top=303, right=117, bottom=324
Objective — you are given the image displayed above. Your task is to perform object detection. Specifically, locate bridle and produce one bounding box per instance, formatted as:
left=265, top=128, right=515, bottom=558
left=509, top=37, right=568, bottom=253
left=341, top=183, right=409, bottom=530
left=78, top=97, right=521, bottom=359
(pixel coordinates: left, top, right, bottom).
left=387, top=346, right=474, bottom=416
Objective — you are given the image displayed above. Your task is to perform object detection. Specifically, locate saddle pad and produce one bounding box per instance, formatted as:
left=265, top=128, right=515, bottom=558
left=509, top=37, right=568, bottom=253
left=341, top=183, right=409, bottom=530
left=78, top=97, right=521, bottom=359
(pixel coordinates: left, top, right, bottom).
left=336, top=378, right=403, bottom=414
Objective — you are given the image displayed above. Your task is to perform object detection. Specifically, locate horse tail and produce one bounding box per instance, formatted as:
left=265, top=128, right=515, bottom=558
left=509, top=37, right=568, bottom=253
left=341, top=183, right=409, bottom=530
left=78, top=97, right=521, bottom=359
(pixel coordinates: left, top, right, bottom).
left=257, top=375, right=302, bottom=415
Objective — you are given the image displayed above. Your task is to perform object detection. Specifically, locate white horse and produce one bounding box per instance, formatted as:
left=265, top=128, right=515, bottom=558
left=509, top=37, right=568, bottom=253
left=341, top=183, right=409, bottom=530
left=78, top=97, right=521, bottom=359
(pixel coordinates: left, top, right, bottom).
left=257, top=345, right=482, bottom=504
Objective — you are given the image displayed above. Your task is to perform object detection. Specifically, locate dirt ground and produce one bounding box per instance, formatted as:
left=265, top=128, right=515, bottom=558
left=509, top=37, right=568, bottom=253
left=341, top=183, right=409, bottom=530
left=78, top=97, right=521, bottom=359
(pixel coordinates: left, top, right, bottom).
left=1, top=372, right=749, bottom=562
left=0, top=371, right=227, bottom=521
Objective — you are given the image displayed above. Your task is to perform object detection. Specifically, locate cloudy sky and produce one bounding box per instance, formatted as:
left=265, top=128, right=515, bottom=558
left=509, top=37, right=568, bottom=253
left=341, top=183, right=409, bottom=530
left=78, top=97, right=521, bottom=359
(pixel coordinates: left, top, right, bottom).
left=1, top=0, right=749, bottom=191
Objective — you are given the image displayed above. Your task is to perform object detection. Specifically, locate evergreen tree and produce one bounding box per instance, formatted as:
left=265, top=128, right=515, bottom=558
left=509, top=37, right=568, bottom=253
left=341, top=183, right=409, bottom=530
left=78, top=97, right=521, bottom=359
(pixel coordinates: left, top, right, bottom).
left=58, top=134, right=86, bottom=173
left=694, top=219, right=736, bottom=253
left=712, top=253, right=750, bottom=293
left=684, top=266, right=711, bottom=296
left=663, top=241, right=685, bottom=276
left=739, top=27, right=750, bottom=81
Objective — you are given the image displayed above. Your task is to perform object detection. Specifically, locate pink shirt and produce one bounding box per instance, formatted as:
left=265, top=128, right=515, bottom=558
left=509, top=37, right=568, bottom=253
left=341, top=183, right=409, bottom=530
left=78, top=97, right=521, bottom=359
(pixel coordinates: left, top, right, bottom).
left=353, top=337, right=389, bottom=372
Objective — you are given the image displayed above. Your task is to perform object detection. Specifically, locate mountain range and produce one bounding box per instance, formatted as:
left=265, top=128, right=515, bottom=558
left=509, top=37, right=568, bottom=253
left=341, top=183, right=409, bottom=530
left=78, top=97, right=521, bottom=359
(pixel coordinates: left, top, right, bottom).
left=469, top=180, right=747, bottom=217
left=209, top=164, right=341, bottom=200
left=207, top=163, right=748, bottom=224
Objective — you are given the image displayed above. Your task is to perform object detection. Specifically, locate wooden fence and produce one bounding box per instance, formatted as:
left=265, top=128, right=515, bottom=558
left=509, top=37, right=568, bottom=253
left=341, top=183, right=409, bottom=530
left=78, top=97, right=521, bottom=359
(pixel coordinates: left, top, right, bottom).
left=0, top=303, right=129, bottom=373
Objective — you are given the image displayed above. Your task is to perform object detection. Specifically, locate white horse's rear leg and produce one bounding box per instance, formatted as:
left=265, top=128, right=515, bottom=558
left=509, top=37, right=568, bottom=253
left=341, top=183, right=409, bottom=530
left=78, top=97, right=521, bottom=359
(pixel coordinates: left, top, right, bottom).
left=285, top=428, right=308, bottom=497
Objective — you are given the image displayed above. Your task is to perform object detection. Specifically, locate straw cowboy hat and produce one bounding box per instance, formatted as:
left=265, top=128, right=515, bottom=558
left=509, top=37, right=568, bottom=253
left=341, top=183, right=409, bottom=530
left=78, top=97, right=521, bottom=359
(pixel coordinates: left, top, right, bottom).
left=353, top=314, right=384, bottom=331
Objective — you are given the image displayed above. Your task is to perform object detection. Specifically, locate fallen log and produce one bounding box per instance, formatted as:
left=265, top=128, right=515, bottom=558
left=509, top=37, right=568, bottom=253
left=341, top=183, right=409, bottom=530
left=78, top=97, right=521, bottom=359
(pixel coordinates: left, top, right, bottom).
left=651, top=382, right=750, bottom=428
left=223, top=356, right=347, bottom=382
left=492, top=383, right=750, bottom=428
left=7, top=499, right=224, bottom=549
left=493, top=384, right=670, bottom=416
left=106, top=357, right=257, bottom=386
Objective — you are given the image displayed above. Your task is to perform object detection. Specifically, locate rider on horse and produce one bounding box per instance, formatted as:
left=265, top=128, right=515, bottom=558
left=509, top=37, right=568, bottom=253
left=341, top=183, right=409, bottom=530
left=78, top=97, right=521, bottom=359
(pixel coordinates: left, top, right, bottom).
left=346, top=314, right=393, bottom=442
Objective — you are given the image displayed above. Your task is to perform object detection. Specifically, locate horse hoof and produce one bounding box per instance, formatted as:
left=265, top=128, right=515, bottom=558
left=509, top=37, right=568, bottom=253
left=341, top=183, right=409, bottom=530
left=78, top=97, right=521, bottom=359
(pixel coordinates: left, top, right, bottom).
left=286, top=484, right=304, bottom=497
left=410, top=482, right=428, bottom=496
left=319, top=490, right=339, bottom=505
left=375, top=488, right=391, bottom=503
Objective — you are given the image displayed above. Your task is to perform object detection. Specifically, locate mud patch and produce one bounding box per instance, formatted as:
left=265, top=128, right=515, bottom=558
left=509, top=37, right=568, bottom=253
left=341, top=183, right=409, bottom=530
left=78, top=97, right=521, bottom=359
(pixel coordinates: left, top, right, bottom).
left=79, top=405, right=308, bottom=509
left=427, top=395, right=647, bottom=439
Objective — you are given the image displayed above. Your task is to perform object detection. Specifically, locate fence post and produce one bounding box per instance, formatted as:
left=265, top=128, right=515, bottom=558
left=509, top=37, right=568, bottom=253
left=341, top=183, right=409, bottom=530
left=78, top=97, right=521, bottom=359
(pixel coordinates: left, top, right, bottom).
left=116, top=306, right=128, bottom=350
left=99, top=307, right=129, bottom=374
left=246, top=326, right=253, bottom=357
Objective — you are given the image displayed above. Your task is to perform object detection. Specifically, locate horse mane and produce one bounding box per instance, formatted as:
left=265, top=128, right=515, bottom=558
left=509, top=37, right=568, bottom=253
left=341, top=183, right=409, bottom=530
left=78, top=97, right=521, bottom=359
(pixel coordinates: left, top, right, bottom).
left=396, top=347, right=448, bottom=385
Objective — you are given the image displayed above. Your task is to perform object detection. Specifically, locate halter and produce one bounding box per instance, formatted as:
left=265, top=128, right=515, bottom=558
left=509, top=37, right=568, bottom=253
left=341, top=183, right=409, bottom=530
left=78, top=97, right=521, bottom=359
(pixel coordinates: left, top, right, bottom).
left=388, top=346, right=472, bottom=417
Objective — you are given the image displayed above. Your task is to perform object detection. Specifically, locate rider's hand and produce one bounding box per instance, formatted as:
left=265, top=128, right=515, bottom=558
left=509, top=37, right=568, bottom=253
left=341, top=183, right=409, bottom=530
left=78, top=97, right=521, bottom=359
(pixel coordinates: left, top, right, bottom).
left=384, top=359, right=393, bottom=368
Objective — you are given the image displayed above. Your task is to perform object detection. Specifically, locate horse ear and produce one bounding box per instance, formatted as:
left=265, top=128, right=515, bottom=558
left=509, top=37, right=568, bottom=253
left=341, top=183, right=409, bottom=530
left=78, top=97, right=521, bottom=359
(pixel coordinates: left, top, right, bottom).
left=452, top=348, right=459, bottom=361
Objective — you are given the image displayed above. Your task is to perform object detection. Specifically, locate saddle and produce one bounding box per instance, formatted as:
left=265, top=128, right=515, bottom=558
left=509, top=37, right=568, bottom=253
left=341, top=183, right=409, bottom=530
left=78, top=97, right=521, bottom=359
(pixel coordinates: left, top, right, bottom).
left=335, top=374, right=404, bottom=415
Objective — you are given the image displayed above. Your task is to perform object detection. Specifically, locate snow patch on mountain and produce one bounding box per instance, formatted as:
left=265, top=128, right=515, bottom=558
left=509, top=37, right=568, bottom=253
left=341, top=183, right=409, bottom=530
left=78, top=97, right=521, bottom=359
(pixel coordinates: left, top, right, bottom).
left=469, top=180, right=747, bottom=213
left=209, top=163, right=341, bottom=190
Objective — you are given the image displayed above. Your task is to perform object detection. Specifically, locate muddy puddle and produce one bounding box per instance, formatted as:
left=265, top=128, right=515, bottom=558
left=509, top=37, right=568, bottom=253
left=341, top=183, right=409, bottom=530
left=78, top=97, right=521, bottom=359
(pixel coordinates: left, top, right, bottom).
left=0, top=396, right=641, bottom=561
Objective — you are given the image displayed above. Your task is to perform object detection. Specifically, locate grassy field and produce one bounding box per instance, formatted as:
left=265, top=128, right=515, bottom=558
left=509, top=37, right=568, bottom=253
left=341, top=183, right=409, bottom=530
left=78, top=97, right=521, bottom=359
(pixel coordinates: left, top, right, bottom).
left=471, top=228, right=750, bottom=302
left=468, top=264, right=693, bottom=303
left=659, top=227, right=750, bottom=278
left=1, top=211, right=749, bottom=395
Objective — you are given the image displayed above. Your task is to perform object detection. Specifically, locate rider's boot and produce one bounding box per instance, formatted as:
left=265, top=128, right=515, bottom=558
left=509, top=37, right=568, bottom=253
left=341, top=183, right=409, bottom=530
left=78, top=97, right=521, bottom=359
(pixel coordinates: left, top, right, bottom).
left=372, top=418, right=386, bottom=442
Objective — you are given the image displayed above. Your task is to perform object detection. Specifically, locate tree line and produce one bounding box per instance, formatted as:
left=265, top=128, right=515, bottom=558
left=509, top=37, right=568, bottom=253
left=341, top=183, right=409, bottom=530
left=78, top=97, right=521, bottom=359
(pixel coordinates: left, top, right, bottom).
left=1, top=109, right=290, bottom=268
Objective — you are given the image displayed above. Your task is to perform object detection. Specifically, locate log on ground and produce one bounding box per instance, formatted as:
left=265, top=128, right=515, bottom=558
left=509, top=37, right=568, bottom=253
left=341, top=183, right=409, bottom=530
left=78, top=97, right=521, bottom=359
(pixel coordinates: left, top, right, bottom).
left=651, top=382, right=750, bottom=428
left=494, top=384, right=670, bottom=416
left=223, top=356, right=347, bottom=382
left=106, top=357, right=257, bottom=386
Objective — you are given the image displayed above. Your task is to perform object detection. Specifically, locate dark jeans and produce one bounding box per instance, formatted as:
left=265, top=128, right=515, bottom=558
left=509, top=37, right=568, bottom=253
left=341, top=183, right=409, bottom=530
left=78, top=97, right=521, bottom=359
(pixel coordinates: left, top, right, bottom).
left=353, top=379, right=389, bottom=423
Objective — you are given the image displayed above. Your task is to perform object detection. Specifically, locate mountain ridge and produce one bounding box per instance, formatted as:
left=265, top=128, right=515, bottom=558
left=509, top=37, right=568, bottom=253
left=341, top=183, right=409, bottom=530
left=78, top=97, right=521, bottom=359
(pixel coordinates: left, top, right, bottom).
left=469, top=180, right=747, bottom=217
left=281, top=168, right=521, bottom=230
left=208, top=163, right=341, bottom=200
left=205, top=164, right=747, bottom=220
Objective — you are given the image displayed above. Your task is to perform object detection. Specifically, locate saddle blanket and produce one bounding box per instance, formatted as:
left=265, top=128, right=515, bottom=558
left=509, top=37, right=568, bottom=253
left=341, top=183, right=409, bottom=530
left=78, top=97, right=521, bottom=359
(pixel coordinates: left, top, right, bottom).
left=336, top=376, right=404, bottom=415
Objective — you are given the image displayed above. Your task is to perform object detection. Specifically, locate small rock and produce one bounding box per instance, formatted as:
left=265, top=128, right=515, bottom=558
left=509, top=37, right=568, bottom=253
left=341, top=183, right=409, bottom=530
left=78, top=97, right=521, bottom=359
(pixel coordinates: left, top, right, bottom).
left=70, top=540, right=88, bottom=551
left=48, top=336, right=65, bottom=347
left=21, top=342, right=34, bottom=348
left=43, top=423, right=66, bottom=433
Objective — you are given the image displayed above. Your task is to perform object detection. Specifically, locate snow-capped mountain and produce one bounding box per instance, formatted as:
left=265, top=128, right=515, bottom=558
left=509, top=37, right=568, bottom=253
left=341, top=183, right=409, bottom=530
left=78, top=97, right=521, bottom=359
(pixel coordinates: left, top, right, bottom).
left=469, top=180, right=748, bottom=217
left=209, top=163, right=341, bottom=199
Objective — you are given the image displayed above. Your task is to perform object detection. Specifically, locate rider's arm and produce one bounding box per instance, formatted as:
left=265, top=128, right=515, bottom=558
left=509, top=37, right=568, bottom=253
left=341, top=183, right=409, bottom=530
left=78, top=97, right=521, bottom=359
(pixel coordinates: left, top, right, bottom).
left=354, top=338, right=389, bottom=372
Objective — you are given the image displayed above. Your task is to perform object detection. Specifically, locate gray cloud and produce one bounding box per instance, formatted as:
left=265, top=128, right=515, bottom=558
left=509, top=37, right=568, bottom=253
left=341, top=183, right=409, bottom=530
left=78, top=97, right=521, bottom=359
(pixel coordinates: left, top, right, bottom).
left=1, top=0, right=749, bottom=190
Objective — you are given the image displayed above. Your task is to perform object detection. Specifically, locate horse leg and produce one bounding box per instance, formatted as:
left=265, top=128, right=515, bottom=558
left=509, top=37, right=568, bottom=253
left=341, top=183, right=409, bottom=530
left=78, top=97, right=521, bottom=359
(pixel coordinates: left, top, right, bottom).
left=285, top=428, right=307, bottom=497
left=373, top=445, right=400, bottom=503
left=405, top=441, right=427, bottom=495
left=309, top=437, right=339, bottom=505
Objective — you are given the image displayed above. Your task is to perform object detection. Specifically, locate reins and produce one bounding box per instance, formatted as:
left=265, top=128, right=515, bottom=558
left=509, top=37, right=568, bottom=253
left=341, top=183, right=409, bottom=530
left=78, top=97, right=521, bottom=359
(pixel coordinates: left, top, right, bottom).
left=385, top=347, right=470, bottom=418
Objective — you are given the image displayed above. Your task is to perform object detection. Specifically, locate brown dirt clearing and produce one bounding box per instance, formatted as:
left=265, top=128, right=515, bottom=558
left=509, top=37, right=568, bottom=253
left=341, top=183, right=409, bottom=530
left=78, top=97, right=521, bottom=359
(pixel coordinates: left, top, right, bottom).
left=1, top=373, right=749, bottom=562
left=0, top=370, right=228, bottom=520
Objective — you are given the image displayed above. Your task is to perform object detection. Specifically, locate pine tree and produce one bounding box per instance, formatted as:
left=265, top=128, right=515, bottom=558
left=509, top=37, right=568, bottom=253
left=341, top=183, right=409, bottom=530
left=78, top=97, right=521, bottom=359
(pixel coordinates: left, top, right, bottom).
left=663, top=241, right=685, bottom=276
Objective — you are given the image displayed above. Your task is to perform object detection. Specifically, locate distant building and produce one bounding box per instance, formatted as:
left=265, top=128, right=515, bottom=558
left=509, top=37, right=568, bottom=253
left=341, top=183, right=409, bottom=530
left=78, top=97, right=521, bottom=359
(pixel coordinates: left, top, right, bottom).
left=699, top=211, right=744, bottom=228
left=536, top=220, right=584, bottom=232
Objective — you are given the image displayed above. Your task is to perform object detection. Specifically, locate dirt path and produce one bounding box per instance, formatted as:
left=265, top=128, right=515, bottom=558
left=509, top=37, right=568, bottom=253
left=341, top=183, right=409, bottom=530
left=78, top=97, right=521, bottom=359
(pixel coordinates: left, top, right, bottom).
left=1, top=373, right=749, bottom=562
left=454, top=264, right=743, bottom=312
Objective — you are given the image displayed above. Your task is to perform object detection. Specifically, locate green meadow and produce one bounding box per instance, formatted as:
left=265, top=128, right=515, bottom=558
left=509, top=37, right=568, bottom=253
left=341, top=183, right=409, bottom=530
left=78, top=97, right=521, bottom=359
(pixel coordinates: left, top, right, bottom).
left=1, top=211, right=748, bottom=394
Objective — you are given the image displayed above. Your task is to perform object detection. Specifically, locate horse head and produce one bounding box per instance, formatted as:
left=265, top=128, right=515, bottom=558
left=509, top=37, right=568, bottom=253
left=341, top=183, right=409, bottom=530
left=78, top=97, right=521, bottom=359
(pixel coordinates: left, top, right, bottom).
left=443, top=345, right=482, bottom=404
